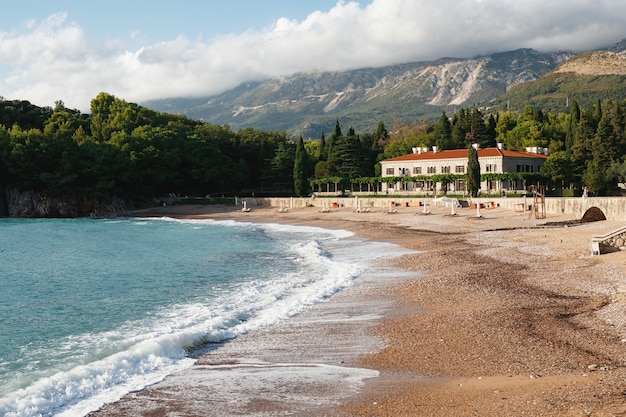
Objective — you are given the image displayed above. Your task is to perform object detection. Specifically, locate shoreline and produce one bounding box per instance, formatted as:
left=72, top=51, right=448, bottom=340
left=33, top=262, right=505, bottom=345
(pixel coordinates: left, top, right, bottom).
left=92, top=203, right=626, bottom=416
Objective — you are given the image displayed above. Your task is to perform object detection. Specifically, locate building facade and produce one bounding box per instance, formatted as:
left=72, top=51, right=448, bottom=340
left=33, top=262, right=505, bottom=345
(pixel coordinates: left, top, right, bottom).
left=380, top=145, right=549, bottom=194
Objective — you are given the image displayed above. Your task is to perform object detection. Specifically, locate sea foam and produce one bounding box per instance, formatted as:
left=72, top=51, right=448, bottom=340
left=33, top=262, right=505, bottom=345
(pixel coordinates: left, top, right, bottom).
left=0, top=217, right=404, bottom=417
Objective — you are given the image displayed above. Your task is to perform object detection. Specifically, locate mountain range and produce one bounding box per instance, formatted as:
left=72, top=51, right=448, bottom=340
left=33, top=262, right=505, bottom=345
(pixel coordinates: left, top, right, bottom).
left=145, top=39, right=626, bottom=138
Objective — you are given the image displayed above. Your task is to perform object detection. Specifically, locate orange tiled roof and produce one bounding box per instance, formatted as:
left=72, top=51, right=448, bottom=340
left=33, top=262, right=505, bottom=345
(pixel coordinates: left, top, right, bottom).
left=381, top=147, right=549, bottom=162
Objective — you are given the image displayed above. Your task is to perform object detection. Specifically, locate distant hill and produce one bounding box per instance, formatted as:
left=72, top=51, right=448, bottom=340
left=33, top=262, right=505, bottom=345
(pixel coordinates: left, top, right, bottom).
left=144, top=40, right=626, bottom=138
left=490, top=45, right=626, bottom=113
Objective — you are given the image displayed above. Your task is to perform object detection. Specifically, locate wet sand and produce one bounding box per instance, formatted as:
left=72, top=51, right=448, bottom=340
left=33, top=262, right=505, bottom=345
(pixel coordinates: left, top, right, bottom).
left=90, top=202, right=626, bottom=416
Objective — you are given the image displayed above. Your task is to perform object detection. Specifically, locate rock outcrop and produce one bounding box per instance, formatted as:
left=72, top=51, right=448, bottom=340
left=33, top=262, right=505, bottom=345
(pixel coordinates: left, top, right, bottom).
left=1, top=186, right=128, bottom=218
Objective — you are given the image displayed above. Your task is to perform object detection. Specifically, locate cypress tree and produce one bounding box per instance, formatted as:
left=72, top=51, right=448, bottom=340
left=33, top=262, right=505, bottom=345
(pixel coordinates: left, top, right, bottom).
left=293, top=136, right=307, bottom=196
left=318, top=131, right=327, bottom=161
left=467, top=145, right=481, bottom=197
left=565, top=100, right=580, bottom=154
left=327, top=119, right=342, bottom=160
left=331, top=118, right=342, bottom=139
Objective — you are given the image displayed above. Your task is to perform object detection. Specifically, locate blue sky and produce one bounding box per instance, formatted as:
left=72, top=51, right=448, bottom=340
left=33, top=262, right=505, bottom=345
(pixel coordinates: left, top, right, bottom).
left=0, top=0, right=624, bottom=112
left=0, top=1, right=346, bottom=46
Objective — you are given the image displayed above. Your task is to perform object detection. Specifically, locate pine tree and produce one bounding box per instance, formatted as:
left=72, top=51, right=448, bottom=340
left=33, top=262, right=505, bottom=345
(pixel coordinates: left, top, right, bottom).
left=451, top=109, right=470, bottom=148
left=374, top=121, right=388, bottom=147
left=593, top=111, right=619, bottom=168
left=485, top=113, right=498, bottom=147
left=327, top=129, right=365, bottom=178
left=469, top=108, right=489, bottom=147
left=570, top=113, right=596, bottom=175
left=433, top=112, right=452, bottom=150
left=331, top=118, right=342, bottom=139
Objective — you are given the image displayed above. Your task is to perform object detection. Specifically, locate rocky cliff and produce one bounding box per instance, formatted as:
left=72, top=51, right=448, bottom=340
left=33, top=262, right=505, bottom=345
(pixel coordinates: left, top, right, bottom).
left=1, top=187, right=128, bottom=218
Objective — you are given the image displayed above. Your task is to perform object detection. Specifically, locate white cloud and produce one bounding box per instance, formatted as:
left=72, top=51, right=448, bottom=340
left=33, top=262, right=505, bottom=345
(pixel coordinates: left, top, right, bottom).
left=0, top=0, right=625, bottom=112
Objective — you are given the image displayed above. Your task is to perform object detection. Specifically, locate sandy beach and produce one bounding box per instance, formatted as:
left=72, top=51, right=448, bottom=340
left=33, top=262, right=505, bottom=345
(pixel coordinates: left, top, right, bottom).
left=90, top=202, right=626, bottom=416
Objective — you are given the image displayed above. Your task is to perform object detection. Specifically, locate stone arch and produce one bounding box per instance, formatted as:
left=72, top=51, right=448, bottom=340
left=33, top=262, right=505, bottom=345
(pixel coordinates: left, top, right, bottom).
left=582, top=206, right=606, bottom=223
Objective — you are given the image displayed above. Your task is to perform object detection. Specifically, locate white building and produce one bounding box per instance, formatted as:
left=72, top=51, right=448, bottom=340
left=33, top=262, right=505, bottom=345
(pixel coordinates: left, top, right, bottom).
left=380, top=145, right=549, bottom=194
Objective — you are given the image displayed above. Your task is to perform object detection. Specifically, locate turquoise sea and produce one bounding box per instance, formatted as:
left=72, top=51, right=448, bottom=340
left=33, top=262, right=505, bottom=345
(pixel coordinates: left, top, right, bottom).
left=0, top=217, right=399, bottom=416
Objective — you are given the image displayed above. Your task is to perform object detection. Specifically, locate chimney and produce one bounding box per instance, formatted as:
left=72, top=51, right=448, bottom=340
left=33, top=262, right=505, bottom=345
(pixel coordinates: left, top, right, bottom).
left=432, top=145, right=438, bottom=153
left=412, top=147, right=418, bottom=154
left=497, top=142, right=504, bottom=149
left=472, top=143, right=480, bottom=150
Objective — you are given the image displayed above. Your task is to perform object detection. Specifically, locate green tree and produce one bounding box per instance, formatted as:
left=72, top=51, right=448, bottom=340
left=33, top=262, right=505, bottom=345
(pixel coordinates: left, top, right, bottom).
left=606, top=160, right=626, bottom=186
left=293, top=136, right=307, bottom=196
left=327, top=131, right=366, bottom=178
left=0, top=126, right=11, bottom=186
left=326, top=119, right=342, bottom=160
left=594, top=100, right=626, bottom=166
left=466, top=145, right=481, bottom=197
left=469, top=108, right=489, bottom=147
left=570, top=113, right=596, bottom=175
left=451, top=109, right=470, bottom=148
left=485, top=113, right=498, bottom=147
left=373, top=121, right=389, bottom=146
left=318, top=131, right=327, bottom=161
left=565, top=100, right=580, bottom=153
left=540, top=151, right=576, bottom=189
left=582, top=161, right=606, bottom=196
left=264, top=141, right=295, bottom=192
left=592, top=111, right=619, bottom=168
left=433, top=112, right=452, bottom=150
left=495, top=111, right=516, bottom=145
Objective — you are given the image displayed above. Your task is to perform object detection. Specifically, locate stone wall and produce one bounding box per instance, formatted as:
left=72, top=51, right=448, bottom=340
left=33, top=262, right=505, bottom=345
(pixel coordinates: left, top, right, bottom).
left=253, top=195, right=626, bottom=221
left=599, top=231, right=626, bottom=253
left=592, top=227, right=626, bottom=254
left=488, top=196, right=626, bottom=221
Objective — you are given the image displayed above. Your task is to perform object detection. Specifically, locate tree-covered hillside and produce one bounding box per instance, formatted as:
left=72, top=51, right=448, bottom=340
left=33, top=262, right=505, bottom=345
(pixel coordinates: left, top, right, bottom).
left=0, top=94, right=295, bottom=211
left=1, top=92, right=626, bottom=216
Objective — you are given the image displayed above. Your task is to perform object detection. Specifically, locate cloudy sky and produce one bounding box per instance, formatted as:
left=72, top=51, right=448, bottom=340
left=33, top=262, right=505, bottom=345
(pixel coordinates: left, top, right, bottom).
left=0, top=0, right=624, bottom=112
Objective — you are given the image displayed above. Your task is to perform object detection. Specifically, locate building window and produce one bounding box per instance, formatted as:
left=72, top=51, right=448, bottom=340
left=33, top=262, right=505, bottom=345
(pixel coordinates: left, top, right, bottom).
left=441, top=166, right=451, bottom=173
left=413, top=166, right=422, bottom=174
left=486, top=164, right=497, bottom=172
left=427, top=166, right=436, bottom=174
left=455, top=165, right=465, bottom=173
left=386, top=167, right=394, bottom=175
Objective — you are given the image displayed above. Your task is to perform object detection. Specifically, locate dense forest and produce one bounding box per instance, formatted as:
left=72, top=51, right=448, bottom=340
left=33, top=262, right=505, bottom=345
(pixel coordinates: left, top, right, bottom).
left=1, top=92, right=626, bottom=216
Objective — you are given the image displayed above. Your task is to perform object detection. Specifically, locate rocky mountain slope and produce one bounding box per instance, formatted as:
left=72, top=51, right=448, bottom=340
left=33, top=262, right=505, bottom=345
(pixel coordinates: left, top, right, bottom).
left=554, top=50, right=626, bottom=75
left=492, top=45, right=626, bottom=112
left=145, top=41, right=625, bottom=137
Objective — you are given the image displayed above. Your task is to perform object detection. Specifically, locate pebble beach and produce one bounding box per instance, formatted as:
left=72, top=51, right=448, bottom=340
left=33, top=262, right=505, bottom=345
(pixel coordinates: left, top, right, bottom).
left=91, top=201, right=626, bottom=416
